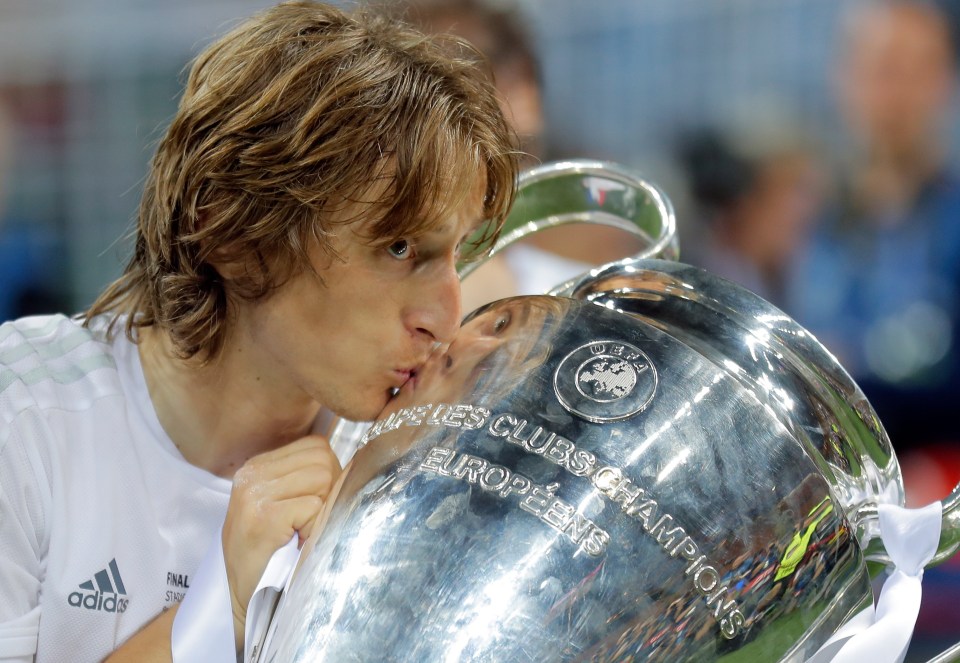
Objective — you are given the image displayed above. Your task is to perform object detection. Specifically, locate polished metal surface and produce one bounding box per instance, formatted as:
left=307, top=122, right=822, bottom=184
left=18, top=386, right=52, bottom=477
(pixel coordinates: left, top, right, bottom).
left=259, top=161, right=960, bottom=662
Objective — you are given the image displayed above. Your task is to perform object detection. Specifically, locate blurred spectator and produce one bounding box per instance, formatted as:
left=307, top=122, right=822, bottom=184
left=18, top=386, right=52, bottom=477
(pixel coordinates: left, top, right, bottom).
left=0, top=100, right=65, bottom=323
left=786, top=0, right=960, bottom=453
left=394, top=0, right=544, bottom=164
left=394, top=0, right=646, bottom=312
left=676, top=122, right=823, bottom=309
left=783, top=7, right=960, bottom=654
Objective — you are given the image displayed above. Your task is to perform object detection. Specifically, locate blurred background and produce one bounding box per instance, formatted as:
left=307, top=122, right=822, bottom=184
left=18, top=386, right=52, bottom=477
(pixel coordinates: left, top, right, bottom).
left=2, top=0, right=959, bottom=658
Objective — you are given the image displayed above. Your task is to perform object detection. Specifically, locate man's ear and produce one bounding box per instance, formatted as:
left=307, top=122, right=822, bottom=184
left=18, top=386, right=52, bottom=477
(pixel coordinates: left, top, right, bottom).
left=205, top=243, right=286, bottom=299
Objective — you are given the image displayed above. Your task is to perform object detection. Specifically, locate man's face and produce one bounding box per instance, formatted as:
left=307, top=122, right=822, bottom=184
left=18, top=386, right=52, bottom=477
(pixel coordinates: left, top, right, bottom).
left=231, top=181, right=488, bottom=423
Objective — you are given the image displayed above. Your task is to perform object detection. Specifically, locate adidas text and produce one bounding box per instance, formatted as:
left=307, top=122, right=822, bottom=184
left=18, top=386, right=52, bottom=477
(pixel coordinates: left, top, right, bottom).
left=68, top=590, right=129, bottom=613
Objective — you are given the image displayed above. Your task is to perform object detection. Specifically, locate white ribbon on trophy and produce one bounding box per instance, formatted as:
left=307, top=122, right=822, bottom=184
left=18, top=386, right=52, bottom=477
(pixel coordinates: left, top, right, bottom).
left=810, top=502, right=943, bottom=663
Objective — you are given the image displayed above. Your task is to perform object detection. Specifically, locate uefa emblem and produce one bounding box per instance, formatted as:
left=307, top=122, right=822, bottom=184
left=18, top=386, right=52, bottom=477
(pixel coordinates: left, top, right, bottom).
left=554, top=340, right=658, bottom=423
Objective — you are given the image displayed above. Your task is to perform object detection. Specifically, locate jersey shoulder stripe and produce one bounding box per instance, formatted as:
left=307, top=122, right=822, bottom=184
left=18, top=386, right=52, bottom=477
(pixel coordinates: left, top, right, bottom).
left=0, top=315, right=122, bottom=418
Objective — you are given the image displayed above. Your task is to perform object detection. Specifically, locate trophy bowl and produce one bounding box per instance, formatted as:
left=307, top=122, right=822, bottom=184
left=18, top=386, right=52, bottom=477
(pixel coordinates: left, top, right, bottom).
left=257, top=162, right=960, bottom=662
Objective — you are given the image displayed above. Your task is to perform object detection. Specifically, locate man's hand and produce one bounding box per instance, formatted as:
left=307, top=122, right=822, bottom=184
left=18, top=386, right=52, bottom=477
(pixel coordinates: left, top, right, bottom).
left=221, top=435, right=341, bottom=647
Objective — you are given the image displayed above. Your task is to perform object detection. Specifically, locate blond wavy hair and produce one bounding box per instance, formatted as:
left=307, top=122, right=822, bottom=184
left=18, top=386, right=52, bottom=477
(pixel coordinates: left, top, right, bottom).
left=85, top=0, right=518, bottom=360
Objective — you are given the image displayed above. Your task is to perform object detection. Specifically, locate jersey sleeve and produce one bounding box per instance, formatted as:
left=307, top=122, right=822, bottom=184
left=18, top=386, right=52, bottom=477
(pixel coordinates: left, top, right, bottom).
left=0, top=418, right=52, bottom=662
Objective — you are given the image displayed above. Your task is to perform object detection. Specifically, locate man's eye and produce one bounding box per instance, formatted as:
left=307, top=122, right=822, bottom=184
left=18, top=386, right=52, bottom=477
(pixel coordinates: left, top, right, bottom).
left=493, top=312, right=511, bottom=334
left=386, top=239, right=412, bottom=260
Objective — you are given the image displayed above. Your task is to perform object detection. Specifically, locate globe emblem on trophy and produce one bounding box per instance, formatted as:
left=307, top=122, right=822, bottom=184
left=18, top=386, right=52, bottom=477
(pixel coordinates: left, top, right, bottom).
left=576, top=356, right=638, bottom=402
left=554, top=340, right=658, bottom=423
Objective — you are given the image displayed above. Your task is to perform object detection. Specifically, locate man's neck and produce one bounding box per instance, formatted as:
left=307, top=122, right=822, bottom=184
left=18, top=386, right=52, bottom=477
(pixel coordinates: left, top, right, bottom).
left=136, top=326, right=322, bottom=478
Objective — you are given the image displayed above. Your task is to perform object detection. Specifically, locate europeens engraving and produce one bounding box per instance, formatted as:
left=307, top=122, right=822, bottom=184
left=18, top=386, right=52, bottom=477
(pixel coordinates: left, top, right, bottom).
left=420, top=446, right=610, bottom=556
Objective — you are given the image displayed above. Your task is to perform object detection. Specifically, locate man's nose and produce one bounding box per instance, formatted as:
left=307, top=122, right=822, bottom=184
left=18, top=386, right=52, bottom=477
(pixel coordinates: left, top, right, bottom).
left=407, top=260, right=462, bottom=345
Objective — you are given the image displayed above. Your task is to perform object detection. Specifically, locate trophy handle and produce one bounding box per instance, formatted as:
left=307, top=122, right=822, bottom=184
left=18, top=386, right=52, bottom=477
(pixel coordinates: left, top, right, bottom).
left=457, top=159, right=679, bottom=296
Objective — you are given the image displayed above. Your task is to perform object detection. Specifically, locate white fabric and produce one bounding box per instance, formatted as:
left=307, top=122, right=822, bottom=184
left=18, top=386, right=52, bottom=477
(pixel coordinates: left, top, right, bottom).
left=0, top=315, right=232, bottom=662
left=169, top=530, right=300, bottom=663
left=171, top=529, right=235, bottom=663
left=244, top=536, right=300, bottom=663
left=809, top=501, right=943, bottom=663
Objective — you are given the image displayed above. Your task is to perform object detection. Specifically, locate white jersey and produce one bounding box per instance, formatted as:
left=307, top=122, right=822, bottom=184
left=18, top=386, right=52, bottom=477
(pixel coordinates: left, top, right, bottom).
left=0, top=315, right=232, bottom=662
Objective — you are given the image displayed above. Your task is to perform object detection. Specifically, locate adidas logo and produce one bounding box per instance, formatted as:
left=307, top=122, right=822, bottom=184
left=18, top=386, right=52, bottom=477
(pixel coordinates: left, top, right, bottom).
left=67, top=558, right=129, bottom=613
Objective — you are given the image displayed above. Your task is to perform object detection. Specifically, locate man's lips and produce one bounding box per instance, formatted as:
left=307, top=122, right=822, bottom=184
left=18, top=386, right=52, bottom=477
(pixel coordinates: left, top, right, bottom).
left=391, top=368, right=419, bottom=393
left=391, top=346, right=445, bottom=396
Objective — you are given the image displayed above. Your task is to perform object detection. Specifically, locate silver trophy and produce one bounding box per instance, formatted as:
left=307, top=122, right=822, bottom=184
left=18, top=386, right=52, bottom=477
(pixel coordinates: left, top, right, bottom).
left=259, top=161, right=960, bottom=662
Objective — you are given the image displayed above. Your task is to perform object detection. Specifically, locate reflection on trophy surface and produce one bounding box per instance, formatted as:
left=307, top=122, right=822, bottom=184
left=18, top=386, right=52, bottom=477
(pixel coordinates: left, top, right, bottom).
left=259, top=161, right=960, bottom=662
